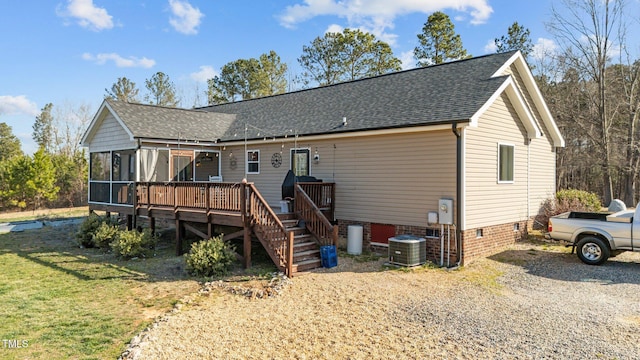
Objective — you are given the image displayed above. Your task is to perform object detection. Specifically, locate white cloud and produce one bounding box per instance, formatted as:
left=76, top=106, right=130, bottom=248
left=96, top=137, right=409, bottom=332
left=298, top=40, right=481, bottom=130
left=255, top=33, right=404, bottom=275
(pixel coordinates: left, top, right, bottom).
left=279, top=0, right=493, bottom=43
left=0, top=95, right=38, bottom=116
left=532, top=37, right=559, bottom=61
left=168, top=0, right=204, bottom=35
left=399, top=50, right=417, bottom=70
left=325, top=24, right=344, bottom=34
left=190, top=65, right=218, bottom=82
left=82, top=53, right=156, bottom=68
left=483, top=39, right=497, bottom=53
left=58, top=0, right=114, bottom=31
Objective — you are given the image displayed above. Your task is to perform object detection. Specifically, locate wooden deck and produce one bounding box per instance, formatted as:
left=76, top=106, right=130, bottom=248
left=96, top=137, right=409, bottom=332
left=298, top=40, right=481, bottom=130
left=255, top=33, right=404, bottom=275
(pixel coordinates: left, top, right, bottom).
left=89, top=181, right=336, bottom=276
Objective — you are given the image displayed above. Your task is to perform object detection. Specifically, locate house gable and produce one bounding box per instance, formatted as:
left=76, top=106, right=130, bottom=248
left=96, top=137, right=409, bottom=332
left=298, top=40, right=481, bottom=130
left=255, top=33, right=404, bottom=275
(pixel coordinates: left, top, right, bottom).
left=493, top=52, right=565, bottom=147
left=81, top=101, right=136, bottom=152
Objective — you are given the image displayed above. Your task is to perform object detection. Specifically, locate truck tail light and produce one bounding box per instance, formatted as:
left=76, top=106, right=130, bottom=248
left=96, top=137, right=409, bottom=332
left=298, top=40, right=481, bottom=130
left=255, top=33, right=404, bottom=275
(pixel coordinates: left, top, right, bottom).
left=547, top=220, right=552, bottom=233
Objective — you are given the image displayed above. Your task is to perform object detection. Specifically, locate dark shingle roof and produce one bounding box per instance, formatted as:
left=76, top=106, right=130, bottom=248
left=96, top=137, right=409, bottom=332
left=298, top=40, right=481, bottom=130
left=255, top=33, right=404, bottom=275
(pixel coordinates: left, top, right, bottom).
left=201, top=51, right=516, bottom=141
left=106, top=99, right=235, bottom=141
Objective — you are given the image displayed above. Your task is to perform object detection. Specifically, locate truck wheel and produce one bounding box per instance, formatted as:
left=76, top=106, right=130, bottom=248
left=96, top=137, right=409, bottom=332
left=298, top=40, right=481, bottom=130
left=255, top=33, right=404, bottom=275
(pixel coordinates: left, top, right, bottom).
left=576, top=236, right=610, bottom=265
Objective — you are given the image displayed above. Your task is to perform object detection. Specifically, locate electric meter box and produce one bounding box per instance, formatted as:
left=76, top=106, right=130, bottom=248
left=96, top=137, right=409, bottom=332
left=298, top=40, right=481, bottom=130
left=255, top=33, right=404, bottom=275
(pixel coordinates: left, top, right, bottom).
left=438, top=199, right=454, bottom=225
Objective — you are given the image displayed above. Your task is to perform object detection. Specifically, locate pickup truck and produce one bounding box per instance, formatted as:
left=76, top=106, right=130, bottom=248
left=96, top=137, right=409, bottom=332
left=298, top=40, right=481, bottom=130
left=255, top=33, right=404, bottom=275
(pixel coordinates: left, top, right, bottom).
left=547, top=205, right=639, bottom=265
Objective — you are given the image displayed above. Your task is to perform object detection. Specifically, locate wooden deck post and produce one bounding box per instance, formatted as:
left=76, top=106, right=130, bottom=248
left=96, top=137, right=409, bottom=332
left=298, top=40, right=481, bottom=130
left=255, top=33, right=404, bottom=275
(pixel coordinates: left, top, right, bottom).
left=149, top=217, right=156, bottom=236
left=287, top=231, right=294, bottom=277
left=208, top=222, right=214, bottom=239
left=175, top=219, right=183, bottom=256
left=241, top=181, right=251, bottom=269
left=126, top=215, right=133, bottom=230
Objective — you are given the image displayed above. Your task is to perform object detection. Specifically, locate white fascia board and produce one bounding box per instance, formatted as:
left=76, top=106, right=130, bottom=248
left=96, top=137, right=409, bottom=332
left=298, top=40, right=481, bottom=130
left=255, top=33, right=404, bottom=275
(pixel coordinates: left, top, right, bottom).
left=494, top=52, right=565, bottom=147
left=217, top=123, right=460, bottom=147
left=80, top=100, right=108, bottom=146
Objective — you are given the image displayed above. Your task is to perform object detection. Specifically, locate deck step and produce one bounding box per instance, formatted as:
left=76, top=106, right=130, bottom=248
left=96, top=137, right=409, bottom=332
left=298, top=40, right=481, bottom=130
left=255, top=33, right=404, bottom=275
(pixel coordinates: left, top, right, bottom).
left=294, top=258, right=322, bottom=272
left=293, top=249, right=320, bottom=263
left=294, top=240, right=317, bottom=252
left=281, top=219, right=298, bottom=227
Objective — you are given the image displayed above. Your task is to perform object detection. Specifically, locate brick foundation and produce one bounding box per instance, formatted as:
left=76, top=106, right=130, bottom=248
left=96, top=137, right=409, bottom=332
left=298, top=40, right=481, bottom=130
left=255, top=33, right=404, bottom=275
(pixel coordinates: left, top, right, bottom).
left=461, top=221, right=528, bottom=265
left=336, top=218, right=528, bottom=266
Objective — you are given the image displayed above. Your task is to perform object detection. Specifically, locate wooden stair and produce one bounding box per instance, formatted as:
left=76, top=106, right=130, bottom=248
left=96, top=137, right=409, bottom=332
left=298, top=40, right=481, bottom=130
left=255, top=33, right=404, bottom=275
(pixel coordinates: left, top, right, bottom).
left=278, top=213, right=322, bottom=273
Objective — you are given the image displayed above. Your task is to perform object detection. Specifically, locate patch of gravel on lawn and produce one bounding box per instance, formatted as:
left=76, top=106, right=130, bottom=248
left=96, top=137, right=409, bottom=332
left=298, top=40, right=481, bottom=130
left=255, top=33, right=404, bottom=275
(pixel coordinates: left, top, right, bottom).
left=120, top=243, right=640, bottom=360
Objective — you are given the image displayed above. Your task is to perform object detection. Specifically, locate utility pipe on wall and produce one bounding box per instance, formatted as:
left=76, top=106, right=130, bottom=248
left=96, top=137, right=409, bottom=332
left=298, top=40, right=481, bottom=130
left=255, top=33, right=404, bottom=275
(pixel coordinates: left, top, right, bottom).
left=451, top=123, right=462, bottom=267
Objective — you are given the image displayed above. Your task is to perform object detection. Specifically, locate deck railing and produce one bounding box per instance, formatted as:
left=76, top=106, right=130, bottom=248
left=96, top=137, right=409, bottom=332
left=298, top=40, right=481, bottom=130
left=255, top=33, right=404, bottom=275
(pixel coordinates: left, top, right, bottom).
left=297, top=182, right=335, bottom=221
left=246, top=183, right=294, bottom=276
left=137, top=182, right=242, bottom=212
left=295, top=183, right=338, bottom=247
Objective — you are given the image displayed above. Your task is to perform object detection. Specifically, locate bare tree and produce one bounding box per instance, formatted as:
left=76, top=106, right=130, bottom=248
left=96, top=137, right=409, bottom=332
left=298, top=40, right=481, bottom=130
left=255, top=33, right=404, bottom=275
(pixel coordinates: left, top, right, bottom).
left=547, top=0, right=626, bottom=205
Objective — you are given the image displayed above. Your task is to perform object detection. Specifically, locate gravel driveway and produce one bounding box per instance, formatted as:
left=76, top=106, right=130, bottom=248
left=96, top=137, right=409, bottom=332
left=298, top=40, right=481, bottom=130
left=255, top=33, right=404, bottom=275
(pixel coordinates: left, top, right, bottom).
left=122, top=242, right=640, bottom=359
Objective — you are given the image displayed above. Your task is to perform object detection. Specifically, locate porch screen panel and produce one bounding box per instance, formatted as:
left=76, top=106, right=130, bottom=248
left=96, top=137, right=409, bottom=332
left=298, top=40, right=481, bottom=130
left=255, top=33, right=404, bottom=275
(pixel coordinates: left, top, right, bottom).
left=90, top=152, right=111, bottom=181
left=89, top=183, right=110, bottom=203
left=194, top=152, right=221, bottom=181
left=113, top=150, right=135, bottom=181
left=89, top=152, right=111, bottom=203
left=139, top=149, right=169, bottom=182
left=173, top=155, right=193, bottom=181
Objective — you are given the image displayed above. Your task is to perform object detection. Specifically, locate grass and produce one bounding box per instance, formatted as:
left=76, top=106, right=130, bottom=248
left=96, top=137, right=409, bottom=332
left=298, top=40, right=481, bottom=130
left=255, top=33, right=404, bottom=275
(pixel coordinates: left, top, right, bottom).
left=0, top=216, right=201, bottom=360
left=0, top=207, right=89, bottom=223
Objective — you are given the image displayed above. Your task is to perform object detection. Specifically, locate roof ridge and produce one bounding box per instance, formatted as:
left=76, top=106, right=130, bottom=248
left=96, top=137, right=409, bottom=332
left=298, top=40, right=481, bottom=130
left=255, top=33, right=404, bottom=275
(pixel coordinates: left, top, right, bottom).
left=199, top=51, right=519, bottom=112
left=106, top=98, right=211, bottom=113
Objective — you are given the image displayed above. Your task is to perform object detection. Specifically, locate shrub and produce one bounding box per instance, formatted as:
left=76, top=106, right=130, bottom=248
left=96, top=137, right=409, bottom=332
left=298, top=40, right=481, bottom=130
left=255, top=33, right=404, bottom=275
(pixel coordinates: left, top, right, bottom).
left=184, top=236, right=237, bottom=277
left=76, top=214, right=114, bottom=248
left=535, top=189, right=602, bottom=230
left=110, top=229, right=157, bottom=259
left=92, top=222, right=119, bottom=249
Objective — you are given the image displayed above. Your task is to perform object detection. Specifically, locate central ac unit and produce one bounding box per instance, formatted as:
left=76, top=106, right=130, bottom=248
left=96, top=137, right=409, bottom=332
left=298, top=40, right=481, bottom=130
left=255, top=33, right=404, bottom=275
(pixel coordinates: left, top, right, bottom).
left=388, top=235, right=427, bottom=267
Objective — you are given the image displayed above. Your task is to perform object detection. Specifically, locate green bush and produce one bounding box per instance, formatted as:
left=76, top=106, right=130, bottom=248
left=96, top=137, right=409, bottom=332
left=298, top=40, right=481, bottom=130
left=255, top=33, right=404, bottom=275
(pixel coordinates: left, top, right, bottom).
left=110, top=229, right=157, bottom=259
left=92, top=222, right=119, bottom=249
left=535, top=189, right=602, bottom=230
left=184, top=236, right=236, bottom=277
left=76, top=214, right=115, bottom=248
left=555, top=189, right=602, bottom=211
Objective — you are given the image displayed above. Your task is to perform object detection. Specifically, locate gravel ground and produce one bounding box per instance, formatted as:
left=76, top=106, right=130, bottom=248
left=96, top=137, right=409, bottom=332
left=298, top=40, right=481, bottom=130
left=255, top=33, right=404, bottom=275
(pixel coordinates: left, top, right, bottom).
left=122, top=242, right=640, bottom=360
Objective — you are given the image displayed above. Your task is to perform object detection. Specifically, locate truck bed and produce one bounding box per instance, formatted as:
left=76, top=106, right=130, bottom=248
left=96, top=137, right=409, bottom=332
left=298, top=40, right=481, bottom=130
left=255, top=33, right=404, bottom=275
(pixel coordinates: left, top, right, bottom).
left=566, top=212, right=610, bottom=221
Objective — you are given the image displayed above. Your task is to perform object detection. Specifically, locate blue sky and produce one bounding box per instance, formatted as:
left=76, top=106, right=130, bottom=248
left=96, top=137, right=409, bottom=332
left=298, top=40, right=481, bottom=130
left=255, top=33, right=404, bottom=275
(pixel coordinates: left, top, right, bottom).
left=0, top=0, right=634, bottom=154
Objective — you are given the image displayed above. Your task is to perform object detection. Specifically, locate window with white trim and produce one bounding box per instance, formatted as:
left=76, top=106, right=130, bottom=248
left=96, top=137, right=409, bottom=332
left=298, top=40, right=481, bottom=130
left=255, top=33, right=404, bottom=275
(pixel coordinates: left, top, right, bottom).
left=247, top=150, right=260, bottom=174
left=498, top=143, right=514, bottom=183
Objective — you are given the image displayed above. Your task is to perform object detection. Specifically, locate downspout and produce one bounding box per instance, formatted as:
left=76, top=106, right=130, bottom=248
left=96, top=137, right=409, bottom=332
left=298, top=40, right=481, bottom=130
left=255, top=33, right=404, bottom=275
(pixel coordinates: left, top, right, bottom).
left=452, top=123, right=462, bottom=266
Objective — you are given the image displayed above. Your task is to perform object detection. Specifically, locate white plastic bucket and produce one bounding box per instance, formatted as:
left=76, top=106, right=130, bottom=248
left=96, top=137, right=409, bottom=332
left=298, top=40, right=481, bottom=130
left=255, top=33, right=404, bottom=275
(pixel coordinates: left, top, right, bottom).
left=347, top=225, right=363, bottom=255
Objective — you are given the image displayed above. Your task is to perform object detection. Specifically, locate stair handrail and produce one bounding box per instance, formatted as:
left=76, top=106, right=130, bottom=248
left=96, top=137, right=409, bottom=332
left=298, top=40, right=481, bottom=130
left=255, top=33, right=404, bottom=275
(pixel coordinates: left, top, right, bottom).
left=294, top=184, right=338, bottom=247
left=246, top=183, right=294, bottom=276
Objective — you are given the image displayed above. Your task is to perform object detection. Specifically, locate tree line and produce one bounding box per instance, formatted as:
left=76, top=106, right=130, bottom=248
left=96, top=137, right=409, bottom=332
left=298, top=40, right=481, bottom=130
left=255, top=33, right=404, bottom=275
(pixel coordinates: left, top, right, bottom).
left=0, top=103, right=90, bottom=210
left=2, top=0, right=636, bottom=211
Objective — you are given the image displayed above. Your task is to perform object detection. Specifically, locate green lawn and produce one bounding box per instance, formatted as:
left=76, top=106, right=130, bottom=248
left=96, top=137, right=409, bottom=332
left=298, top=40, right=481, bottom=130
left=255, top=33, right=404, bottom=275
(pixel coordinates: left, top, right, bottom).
left=0, top=221, right=201, bottom=359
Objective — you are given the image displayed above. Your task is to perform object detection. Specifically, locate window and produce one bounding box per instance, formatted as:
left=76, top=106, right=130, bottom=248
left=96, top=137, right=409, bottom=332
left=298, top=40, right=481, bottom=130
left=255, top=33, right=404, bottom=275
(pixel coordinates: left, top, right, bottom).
left=290, top=148, right=310, bottom=176
left=247, top=150, right=260, bottom=174
left=476, top=229, right=483, bottom=238
left=425, top=228, right=441, bottom=238
left=498, top=143, right=514, bottom=183
left=513, top=223, right=520, bottom=232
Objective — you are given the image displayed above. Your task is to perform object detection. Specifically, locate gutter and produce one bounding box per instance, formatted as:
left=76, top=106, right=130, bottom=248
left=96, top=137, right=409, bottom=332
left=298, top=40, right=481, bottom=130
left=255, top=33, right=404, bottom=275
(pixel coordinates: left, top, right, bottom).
left=451, top=123, right=463, bottom=267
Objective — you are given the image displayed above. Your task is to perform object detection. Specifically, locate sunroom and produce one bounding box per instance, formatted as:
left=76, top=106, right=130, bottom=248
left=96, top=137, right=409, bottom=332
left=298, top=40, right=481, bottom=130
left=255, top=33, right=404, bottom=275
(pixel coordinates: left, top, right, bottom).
left=88, top=147, right=223, bottom=207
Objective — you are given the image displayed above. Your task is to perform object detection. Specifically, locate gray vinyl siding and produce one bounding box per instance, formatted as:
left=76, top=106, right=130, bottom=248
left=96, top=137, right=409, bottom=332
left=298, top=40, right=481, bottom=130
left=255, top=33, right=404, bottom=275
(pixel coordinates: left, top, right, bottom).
left=465, top=93, right=529, bottom=229
left=87, top=113, right=135, bottom=152
left=502, top=63, right=557, bottom=216
left=221, top=130, right=457, bottom=227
